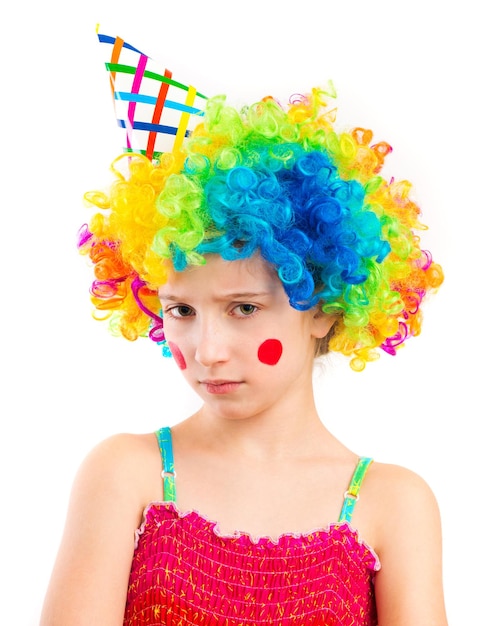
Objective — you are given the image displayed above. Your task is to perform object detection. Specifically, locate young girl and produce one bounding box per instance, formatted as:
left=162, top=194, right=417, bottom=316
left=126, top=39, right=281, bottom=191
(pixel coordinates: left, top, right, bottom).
left=40, top=35, right=447, bottom=626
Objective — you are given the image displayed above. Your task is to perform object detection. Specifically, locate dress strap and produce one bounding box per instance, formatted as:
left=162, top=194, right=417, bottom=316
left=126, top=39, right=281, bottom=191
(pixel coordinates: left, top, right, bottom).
left=155, top=426, right=177, bottom=502
left=338, top=456, right=373, bottom=523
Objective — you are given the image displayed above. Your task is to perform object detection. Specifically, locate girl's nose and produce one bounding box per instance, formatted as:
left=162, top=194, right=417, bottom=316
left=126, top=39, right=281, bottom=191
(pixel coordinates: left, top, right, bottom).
left=194, top=318, right=230, bottom=366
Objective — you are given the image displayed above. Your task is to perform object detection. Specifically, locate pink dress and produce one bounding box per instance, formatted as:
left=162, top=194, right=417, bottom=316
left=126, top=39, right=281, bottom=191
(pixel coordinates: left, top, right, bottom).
left=123, top=428, right=380, bottom=625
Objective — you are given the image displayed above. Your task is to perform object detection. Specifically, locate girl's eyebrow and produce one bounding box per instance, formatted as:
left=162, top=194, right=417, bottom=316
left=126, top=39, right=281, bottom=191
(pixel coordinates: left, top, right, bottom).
left=158, top=291, right=271, bottom=301
left=219, top=291, right=271, bottom=300
left=157, top=294, right=182, bottom=302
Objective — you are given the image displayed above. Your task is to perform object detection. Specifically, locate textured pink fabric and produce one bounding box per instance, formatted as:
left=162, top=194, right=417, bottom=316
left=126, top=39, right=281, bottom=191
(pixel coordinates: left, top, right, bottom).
left=124, top=502, right=380, bottom=625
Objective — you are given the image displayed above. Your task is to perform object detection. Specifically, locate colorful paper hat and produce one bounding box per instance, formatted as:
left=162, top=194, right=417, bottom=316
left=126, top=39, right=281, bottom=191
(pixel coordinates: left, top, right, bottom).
left=96, top=27, right=208, bottom=161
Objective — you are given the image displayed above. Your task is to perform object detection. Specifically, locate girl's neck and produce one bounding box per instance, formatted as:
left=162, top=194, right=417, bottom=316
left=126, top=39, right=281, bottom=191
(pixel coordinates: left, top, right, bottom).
left=184, top=399, right=332, bottom=462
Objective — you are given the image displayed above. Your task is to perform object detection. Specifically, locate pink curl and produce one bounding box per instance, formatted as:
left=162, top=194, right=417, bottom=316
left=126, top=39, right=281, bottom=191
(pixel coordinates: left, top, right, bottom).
left=381, top=322, right=409, bottom=355
left=289, top=93, right=307, bottom=105
left=77, top=224, right=93, bottom=248
left=418, top=249, right=433, bottom=271
left=91, top=277, right=127, bottom=299
left=131, top=276, right=165, bottom=343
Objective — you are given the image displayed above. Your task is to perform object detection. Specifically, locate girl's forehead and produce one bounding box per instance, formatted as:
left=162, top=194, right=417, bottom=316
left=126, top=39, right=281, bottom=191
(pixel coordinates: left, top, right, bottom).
left=159, top=254, right=281, bottom=295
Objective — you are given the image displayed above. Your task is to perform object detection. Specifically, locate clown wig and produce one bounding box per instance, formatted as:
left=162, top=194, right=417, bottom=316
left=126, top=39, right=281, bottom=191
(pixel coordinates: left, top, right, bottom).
left=78, top=87, right=443, bottom=371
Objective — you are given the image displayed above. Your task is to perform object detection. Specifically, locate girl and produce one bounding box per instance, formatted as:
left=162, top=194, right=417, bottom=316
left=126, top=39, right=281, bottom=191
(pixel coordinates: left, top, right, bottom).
left=41, top=35, right=447, bottom=626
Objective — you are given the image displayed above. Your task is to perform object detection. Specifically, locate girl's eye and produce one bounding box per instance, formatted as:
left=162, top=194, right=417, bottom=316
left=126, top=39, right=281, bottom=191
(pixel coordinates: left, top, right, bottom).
left=168, top=305, right=194, bottom=318
left=234, top=304, right=258, bottom=316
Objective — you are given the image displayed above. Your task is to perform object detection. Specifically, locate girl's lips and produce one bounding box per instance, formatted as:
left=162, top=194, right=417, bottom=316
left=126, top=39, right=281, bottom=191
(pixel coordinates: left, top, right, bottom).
left=201, top=380, right=242, bottom=395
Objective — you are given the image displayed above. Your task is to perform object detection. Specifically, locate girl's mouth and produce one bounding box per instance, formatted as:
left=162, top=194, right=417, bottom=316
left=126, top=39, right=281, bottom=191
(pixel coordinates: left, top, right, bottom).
left=200, top=380, right=242, bottom=395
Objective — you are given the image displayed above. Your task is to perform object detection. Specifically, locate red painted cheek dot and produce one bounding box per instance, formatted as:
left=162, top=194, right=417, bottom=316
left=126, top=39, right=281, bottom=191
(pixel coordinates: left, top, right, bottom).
left=257, top=339, right=283, bottom=366
left=169, top=342, right=187, bottom=370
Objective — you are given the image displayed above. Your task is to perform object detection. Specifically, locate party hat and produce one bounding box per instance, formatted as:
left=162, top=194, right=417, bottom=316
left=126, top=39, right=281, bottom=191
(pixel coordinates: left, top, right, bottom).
left=96, top=27, right=208, bottom=161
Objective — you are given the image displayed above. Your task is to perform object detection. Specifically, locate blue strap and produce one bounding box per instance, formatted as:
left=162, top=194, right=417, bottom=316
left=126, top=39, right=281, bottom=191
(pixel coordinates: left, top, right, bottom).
left=155, top=427, right=177, bottom=502
left=338, top=457, right=373, bottom=523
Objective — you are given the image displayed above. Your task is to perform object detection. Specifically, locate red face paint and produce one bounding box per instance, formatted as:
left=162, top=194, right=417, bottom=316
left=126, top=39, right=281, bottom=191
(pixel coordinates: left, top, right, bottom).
left=169, top=342, right=187, bottom=370
left=257, top=338, right=283, bottom=366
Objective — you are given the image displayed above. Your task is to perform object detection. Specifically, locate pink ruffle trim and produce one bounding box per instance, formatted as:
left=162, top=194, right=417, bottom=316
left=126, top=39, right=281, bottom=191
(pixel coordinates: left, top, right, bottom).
left=134, top=500, right=381, bottom=571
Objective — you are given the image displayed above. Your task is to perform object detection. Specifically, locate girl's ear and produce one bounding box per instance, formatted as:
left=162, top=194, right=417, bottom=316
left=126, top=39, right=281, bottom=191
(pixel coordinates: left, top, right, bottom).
left=311, top=307, right=337, bottom=339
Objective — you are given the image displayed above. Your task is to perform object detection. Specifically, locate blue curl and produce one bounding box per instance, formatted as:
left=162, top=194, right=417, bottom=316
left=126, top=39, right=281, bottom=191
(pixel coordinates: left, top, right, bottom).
left=190, top=142, right=391, bottom=312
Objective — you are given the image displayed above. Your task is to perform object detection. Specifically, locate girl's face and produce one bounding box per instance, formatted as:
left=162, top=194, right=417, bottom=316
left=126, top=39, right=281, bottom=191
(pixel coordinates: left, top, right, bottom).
left=158, top=254, right=333, bottom=422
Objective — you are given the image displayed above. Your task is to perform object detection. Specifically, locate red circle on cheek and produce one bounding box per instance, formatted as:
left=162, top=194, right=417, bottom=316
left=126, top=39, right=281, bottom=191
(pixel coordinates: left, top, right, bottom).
left=169, top=342, right=187, bottom=370
left=257, top=339, right=283, bottom=366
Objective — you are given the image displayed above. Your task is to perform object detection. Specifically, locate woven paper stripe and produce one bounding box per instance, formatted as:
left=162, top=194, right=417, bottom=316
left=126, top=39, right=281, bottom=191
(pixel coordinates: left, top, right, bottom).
left=97, top=30, right=208, bottom=159
left=146, top=68, right=172, bottom=161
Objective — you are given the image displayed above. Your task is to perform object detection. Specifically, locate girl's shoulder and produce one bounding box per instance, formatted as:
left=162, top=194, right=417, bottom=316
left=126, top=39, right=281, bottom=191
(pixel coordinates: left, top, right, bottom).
left=80, top=431, right=160, bottom=469
left=358, top=461, right=442, bottom=554
left=40, top=431, right=164, bottom=624
left=360, top=462, right=447, bottom=623
left=365, top=460, right=439, bottom=506
left=76, top=431, right=164, bottom=510
left=85, top=430, right=160, bottom=461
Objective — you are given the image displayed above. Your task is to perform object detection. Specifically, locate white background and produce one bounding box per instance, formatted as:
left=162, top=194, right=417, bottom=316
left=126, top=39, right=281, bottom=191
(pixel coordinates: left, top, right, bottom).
left=1, top=1, right=476, bottom=623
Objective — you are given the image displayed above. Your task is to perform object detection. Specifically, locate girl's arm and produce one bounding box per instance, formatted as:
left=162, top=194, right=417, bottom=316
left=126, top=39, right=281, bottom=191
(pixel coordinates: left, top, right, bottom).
left=373, top=465, right=448, bottom=626
left=40, top=434, right=153, bottom=626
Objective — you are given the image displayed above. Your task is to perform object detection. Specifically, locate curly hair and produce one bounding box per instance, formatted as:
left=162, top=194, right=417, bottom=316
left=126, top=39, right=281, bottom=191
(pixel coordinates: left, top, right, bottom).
left=79, top=87, right=443, bottom=371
